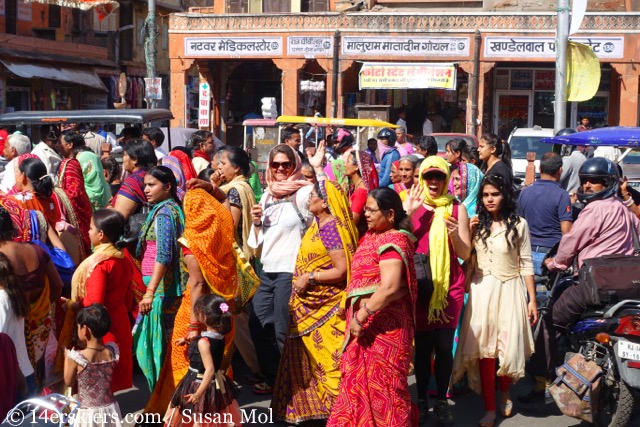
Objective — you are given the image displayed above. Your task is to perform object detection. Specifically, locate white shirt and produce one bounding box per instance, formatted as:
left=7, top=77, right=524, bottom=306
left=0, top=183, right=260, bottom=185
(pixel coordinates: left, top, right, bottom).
left=248, top=185, right=313, bottom=273
left=0, top=289, right=35, bottom=377
left=192, top=157, right=209, bottom=175
left=154, top=148, right=167, bottom=162
left=422, top=119, right=434, bottom=136
left=31, top=142, right=62, bottom=176
left=593, top=146, right=622, bottom=162
left=0, top=158, right=17, bottom=193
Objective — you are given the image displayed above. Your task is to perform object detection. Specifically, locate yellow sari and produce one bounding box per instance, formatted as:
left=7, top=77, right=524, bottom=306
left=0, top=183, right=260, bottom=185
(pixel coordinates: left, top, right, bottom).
left=273, top=181, right=358, bottom=423
left=25, top=277, right=51, bottom=385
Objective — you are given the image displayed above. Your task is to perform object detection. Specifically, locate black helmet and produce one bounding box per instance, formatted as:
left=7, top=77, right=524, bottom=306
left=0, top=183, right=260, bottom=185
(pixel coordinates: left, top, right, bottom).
left=576, top=157, right=619, bottom=204
left=555, top=128, right=577, bottom=136
left=377, top=128, right=396, bottom=145
left=332, top=128, right=354, bottom=153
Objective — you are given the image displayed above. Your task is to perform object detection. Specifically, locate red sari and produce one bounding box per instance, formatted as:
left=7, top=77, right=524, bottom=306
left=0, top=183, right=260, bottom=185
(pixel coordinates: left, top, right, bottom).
left=327, top=229, right=417, bottom=427
left=57, top=159, right=93, bottom=256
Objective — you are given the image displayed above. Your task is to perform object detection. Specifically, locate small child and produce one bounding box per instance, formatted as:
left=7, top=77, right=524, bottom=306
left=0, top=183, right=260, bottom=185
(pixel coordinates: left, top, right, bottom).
left=64, top=304, right=123, bottom=427
left=164, top=295, right=242, bottom=427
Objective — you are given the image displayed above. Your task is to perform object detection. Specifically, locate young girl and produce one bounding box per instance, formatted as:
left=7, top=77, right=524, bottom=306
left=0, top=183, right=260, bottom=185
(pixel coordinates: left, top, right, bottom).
left=164, top=295, right=242, bottom=427
left=451, top=174, right=537, bottom=427
left=64, top=304, right=123, bottom=427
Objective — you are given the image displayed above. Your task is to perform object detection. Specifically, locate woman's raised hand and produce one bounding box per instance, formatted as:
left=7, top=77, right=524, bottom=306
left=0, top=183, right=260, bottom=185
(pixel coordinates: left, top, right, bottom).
left=186, top=178, right=214, bottom=194
left=403, top=184, right=424, bottom=217
left=309, top=140, right=326, bottom=171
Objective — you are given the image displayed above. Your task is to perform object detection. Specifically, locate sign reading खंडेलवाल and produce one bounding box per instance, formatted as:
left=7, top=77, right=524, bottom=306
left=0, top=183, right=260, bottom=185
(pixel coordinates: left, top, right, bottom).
left=359, top=63, right=457, bottom=90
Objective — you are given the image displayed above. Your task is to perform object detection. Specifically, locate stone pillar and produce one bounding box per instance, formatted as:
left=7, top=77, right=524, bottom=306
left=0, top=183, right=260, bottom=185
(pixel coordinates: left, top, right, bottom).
left=317, top=58, right=354, bottom=118
left=477, top=62, right=496, bottom=138
left=612, top=63, right=639, bottom=126
left=272, top=58, right=307, bottom=116
left=169, top=57, right=195, bottom=128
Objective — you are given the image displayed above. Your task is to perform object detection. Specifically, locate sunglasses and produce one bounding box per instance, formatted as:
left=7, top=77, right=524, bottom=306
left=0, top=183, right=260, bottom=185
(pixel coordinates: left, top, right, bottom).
left=270, top=161, right=292, bottom=170
left=422, top=171, right=447, bottom=181
left=580, top=177, right=607, bottom=186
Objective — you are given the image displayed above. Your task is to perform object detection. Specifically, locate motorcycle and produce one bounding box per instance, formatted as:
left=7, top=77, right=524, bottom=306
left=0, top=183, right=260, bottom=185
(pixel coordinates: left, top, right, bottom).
left=536, top=254, right=640, bottom=427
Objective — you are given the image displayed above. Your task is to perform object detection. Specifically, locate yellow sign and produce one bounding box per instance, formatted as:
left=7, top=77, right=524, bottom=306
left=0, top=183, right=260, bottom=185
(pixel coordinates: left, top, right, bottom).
left=359, top=63, right=457, bottom=90
left=566, top=41, right=601, bottom=102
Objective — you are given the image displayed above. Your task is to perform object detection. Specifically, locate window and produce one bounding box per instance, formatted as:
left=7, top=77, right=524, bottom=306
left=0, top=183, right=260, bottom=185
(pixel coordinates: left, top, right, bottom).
left=6, top=0, right=17, bottom=35
left=227, top=0, right=248, bottom=12
left=301, top=0, right=327, bottom=12
left=49, top=5, right=61, bottom=28
left=263, top=0, right=290, bottom=12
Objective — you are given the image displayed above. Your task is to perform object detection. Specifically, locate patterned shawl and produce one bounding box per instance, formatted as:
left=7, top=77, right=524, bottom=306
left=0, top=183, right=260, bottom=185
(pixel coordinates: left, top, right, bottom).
left=57, top=159, right=92, bottom=255
left=0, top=197, right=34, bottom=242
left=113, top=169, right=147, bottom=207
left=77, top=151, right=111, bottom=210
left=448, top=162, right=484, bottom=218
left=355, top=150, right=379, bottom=191
left=220, top=176, right=256, bottom=260
left=265, top=147, right=311, bottom=197
left=169, top=150, right=197, bottom=182
left=161, top=156, right=187, bottom=201
left=289, top=181, right=358, bottom=337
left=181, top=189, right=238, bottom=309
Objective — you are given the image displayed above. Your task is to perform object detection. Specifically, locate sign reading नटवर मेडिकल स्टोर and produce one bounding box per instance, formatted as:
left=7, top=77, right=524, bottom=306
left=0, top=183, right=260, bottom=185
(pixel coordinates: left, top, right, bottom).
left=359, top=63, right=457, bottom=90
left=185, top=37, right=283, bottom=56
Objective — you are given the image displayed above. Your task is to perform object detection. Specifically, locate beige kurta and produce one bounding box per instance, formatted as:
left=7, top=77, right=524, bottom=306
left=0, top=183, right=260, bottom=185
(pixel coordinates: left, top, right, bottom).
left=452, top=219, right=535, bottom=394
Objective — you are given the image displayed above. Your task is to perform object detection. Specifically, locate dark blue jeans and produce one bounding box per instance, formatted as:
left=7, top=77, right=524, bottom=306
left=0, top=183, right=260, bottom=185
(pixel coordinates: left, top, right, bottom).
left=249, top=270, right=293, bottom=386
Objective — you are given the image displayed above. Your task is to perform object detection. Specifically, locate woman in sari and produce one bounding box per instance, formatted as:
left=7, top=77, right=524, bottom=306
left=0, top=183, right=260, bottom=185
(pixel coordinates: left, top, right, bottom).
left=161, top=156, right=188, bottom=202
left=169, top=149, right=197, bottom=182
left=344, top=150, right=378, bottom=237
left=144, top=185, right=238, bottom=414
left=57, top=209, right=133, bottom=392
left=77, top=151, right=111, bottom=211
left=273, top=175, right=358, bottom=423
left=327, top=187, right=417, bottom=427
left=0, top=206, right=64, bottom=388
left=217, top=147, right=262, bottom=383
left=389, top=160, right=405, bottom=194
left=112, top=140, right=157, bottom=220
left=133, top=166, right=186, bottom=391
left=57, top=157, right=93, bottom=258
left=449, top=162, right=484, bottom=218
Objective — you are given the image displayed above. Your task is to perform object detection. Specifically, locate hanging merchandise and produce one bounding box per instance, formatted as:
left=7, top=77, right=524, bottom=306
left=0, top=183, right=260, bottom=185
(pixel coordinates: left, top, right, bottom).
left=299, top=80, right=325, bottom=93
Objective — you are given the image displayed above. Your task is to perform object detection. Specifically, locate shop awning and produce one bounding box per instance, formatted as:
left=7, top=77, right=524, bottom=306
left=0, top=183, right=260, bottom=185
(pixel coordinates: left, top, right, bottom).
left=1, top=61, right=108, bottom=92
left=359, top=62, right=458, bottom=90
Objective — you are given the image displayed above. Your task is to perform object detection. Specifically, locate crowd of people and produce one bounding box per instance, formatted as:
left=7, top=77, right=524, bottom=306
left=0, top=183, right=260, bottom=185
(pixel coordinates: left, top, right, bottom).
left=0, top=122, right=639, bottom=427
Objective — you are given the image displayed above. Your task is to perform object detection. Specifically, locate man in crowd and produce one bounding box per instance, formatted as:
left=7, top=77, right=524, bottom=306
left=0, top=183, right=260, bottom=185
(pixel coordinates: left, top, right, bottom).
left=517, top=152, right=573, bottom=276
left=377, top=128, right=400, bottom=187
left=575, top=116, right=591, bottom=132
left=415, top=135, right=438, bottom=159
left=191, top=130, right=217, bottom=174
left=522, top=157, right=640, bottom=404
left=142, top=127, right=167, bottom=162
left=0, top=133, right=32, bottom=193
left=31, top=125, right=62, bottom=175
left=281, top=126, right=305, bottom=161
left=396, top=109, right=407, bottom=132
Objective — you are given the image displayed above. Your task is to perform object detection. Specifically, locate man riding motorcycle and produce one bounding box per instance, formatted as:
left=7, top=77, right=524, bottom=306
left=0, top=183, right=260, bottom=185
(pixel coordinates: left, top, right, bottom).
left=520, top=157, right=640, bottom=403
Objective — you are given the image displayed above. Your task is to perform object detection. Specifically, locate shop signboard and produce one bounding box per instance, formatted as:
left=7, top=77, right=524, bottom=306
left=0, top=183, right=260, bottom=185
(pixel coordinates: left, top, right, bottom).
left=287, top=37, right=332, bottom=57
left=185, top=37, right=283, bottom=57
left=18, top=1, right=31, bottom=21
left=484, top=36, right=624, bottom=59
left=198, top=82, right=211, bottom=128
left=359, top=63, right=457, bottom=90
left=343, top=37, right=469, bottom=57
left=144, top=77, right=162, bottom=100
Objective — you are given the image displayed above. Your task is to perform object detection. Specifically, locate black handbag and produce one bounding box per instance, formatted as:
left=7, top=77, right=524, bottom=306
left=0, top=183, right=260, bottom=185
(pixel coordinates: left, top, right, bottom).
left=414, top=252, right=433, bottom=299
left=122, top=205, right=150, bottom=249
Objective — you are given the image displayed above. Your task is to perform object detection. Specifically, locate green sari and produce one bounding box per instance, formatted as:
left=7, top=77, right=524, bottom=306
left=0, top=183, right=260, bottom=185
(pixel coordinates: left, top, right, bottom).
left=133, top=198, right=187, bottom=391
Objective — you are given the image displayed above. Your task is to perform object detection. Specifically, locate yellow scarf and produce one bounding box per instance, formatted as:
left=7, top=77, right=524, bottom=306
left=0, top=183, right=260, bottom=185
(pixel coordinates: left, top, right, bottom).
left=418, top=156, right=456, bottom=323
left=221, top=176, right=256, bottom=261
left=55, top=243, right=123, bottom=372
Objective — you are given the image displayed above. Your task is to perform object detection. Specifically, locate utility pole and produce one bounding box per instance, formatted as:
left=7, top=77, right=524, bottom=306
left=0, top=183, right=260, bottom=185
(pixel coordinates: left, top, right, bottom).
left=331, top=31, right=340, bottom=118
left=554, top=0, right=570, bottom=133
left=145, top=0, right=158, bottom=108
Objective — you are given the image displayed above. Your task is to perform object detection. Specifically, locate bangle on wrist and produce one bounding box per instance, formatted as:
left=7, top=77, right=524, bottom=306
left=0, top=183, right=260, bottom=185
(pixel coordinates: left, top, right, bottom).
left=362, top=302, right=376, bottom=316
left=353, top=313, right=364, bottom=328
left=309, top=271, right=315, bottom=285
left=623, top=196, right=634, bottom=207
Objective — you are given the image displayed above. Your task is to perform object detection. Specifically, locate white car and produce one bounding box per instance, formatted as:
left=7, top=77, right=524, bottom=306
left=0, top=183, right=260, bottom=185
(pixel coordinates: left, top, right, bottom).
left=507, top=126, right=555, bottom=182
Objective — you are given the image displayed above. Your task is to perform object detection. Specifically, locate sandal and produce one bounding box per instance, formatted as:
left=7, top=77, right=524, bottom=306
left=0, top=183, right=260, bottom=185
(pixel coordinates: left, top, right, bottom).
left=252, top=381, right=273, bottom=395
left=499, top=391, right=513, bottom=417
left=478, top=411, right=496, bottom=427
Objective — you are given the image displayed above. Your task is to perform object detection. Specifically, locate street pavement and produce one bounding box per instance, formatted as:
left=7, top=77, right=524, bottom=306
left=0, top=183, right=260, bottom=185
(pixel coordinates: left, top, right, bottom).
left=114, top=361, right=624, bottom=427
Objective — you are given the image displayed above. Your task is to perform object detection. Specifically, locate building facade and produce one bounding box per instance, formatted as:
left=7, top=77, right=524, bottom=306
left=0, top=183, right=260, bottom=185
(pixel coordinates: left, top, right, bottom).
left=167, top=2, right=639, bottom=144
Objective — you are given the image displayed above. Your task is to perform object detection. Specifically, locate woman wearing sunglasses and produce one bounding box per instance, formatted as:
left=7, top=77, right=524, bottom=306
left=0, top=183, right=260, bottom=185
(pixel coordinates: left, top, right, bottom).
left=247, top=143, right=319, bottom=394
left=403, top=155, right=472, bottom=426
